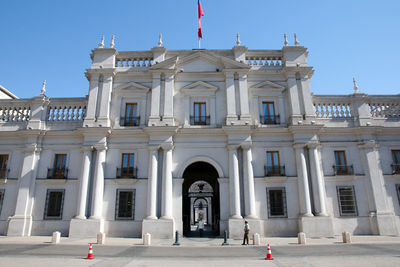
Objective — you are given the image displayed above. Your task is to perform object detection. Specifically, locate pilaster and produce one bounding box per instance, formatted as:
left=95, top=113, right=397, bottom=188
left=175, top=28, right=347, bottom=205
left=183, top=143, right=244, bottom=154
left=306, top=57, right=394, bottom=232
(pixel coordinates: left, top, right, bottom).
left=293, top=144, right=313, bottom=217
left=238, top=74, right=251, bottom=123
left=7, top=143, right=41, bottom=236
left=90, top=144, right=107, bottom=220
left=161, top=143, right=173, bottom=219
left=227, top=145, right=242, bottom=219
left=242, top=143, right=257, bottom=219
left=287, top=74, right=302, bottom=125
left=97, top=74, right=114, bottom=127
left=146, top=146, right=159, bottom=220
left=162, top=73, right=175, bottom=126
left=148, top=73, right=161, bottom=126
left=307, top=143, right=328, bottom=216
left=358, top=140, right=398, bottom=235
left=225, top=73, right=238, bottom=125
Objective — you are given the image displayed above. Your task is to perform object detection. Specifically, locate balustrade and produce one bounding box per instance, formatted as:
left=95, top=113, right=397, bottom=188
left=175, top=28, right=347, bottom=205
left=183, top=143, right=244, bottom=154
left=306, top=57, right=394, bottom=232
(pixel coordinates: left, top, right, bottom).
left=115, top=52, right=154, bottom=68
left=313, top=96, right=353, bottom=118
left=369, top=99, right=400, bottom=118
left=245, top=56, right=282, bottom=68
left=0, top=102, right=31, bottom=122
left=47, top=99, right=87, bottom=122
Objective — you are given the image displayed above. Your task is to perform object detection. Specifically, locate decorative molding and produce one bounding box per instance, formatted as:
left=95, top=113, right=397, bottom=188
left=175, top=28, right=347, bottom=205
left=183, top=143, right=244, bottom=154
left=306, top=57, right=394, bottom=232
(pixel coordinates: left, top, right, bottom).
left=113, top=81, right=150, bottom=92
left=180, top=81, right=218, bottom=93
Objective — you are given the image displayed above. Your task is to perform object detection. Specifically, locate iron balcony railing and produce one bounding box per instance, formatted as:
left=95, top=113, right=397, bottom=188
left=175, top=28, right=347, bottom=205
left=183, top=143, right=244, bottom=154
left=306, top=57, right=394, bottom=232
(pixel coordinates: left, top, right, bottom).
left=190, top=116, right=210, bottom=125
left=260, top=115, right=280, bottom=125
left=265, top=165, right=285, bottom=176
left=120, top=116, right=140, bottom=126
left=333, top=165, right=354, bottom=175
left=392, top=164, right=400, bottom=174
left=0, top=168, right=9, bottom=179
left=117, top=167, right=138, bottom=179
left=47, top=168, right=68, bottom=179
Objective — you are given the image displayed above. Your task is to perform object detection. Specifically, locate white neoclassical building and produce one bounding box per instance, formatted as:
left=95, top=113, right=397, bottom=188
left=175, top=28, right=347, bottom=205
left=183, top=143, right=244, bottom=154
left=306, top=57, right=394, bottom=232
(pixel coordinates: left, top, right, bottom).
left=0, top=35, right=400, bottom=239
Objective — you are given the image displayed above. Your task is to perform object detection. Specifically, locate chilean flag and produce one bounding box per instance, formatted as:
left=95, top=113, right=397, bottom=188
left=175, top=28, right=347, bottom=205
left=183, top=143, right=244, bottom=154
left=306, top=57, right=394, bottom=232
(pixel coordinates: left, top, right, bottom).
left=198, top=0, right=204, bottom=39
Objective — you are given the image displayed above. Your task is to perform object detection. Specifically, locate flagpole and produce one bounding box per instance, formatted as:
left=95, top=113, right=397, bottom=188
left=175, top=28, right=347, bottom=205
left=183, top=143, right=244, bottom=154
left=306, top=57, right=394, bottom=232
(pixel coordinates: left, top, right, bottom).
left=198, top=38, right=201, bottom=49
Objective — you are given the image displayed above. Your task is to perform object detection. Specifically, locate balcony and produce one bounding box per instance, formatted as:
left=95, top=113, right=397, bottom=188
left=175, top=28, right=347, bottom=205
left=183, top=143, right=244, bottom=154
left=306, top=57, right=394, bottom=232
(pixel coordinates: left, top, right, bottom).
left=392, top=164, right=400, bottom=174
left=190, top=116, right=210, bottom=126
left=120, top=116, right=140, bottom=127
left=117, top=167, right=138, bottom=179
left=265, top=165, right=285, bottom=176
left=260, top=115, right=280, bottom=125
left=47, top=168, right=68, bottom=179
left=333, top=165, right=354, bottom=175
left=0, top=168, right=9, bottom=179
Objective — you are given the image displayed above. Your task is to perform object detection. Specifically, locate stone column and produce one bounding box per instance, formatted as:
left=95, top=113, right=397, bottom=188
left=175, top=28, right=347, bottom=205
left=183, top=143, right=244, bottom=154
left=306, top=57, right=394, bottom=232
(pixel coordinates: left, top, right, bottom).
left=308, top=143, right=328, bottom=216
left=75, top=146, right=92, bottom=219
left=225, top=73, right=237, bottom=124
left=163, top=73, right=174, bottom=126
left=161, top=143, right=173, bottom=219
left=242, top=144, right=257, bottom=219
left=7, top=144, right=40, bottom=236
left=359, top=140, right=398, bottom=235
left=294, top=144, right=313, bottom=217
left=90, top=145, right=107, bottom=219
left=148, top=74, right=161, bottom=125
left=238, top=73, right=251, bottom=121
left=228, top=145, right=242, bottom=219
left=146, top=146, right=159, bottom=220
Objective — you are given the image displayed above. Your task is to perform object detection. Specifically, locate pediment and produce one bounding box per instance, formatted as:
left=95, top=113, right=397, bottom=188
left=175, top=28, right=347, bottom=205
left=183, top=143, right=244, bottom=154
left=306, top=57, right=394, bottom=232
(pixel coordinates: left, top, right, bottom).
left=250, top=80, right=285, bottom=93
left=149, top=56, right=178, bottom=70
left=181, top=81, right=218, bottom=93
left=150, top=51, right=250, bottom=72
left=177, top=52, right=223, bottom=72
left=114, top=81, right=150, bottom=92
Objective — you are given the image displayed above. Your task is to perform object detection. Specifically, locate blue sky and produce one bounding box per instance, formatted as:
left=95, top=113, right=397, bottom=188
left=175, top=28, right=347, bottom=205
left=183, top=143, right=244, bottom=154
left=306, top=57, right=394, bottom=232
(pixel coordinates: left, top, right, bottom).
left=1, top=0, right=399, bottom=98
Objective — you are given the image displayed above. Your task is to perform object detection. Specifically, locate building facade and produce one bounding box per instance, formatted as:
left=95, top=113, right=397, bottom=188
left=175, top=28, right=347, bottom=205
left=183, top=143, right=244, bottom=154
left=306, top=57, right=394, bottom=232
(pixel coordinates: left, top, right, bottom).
left=0, top=36, right=400, bottom=239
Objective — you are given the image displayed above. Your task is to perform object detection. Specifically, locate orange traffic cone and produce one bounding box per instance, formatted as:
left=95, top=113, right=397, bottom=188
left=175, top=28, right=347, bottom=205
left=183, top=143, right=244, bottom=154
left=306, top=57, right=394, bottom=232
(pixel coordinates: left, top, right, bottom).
left=86, top=243, right=95, bottom=259
left=265, top=243, right=274, bottom=260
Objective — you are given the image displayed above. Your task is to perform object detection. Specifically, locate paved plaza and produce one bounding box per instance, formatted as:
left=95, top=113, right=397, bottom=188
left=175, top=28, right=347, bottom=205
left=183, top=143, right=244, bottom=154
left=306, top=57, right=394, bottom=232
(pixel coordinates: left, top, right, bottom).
left=0, top=235, right=400, bottom=266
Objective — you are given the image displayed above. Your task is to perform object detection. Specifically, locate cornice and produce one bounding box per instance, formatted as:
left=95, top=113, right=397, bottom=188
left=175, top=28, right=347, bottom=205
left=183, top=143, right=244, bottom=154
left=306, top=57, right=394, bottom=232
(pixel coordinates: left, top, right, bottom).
left=143, top=126, right=179, bottom=136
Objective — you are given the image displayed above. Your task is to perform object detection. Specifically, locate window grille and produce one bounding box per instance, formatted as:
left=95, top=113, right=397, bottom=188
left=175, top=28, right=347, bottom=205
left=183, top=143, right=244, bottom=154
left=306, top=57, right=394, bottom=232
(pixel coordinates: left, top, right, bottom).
left=0, top=189, right=4, bottom=215
left=337, top=186, right=358, bottom=216
left=266, top=187, right=287, bottom=218
left=44, top=189, right=65, bottom=220
left=115, top=189, right=135, bottom=220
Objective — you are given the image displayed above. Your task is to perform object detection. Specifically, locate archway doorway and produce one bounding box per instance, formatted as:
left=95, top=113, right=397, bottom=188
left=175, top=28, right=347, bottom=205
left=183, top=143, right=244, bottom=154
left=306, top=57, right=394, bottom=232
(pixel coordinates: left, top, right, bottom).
left=182, top=162, right=220, bottom=237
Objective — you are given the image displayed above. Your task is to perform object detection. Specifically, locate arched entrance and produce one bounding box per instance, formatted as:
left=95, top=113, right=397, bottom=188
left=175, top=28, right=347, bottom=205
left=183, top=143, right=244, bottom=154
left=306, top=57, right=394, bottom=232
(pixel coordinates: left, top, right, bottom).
left=182, top=162, right=220, bottom=237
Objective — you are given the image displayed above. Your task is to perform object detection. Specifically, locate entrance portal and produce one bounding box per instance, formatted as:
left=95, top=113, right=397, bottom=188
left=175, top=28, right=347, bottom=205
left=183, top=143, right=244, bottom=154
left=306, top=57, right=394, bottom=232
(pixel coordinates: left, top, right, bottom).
left=182, top=162, right=220, bottom=237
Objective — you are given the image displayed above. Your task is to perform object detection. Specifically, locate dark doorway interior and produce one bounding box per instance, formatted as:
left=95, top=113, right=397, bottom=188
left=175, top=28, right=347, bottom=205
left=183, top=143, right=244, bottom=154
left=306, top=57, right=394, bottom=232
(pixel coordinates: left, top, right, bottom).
left=182, top=162, right=220, bottom=237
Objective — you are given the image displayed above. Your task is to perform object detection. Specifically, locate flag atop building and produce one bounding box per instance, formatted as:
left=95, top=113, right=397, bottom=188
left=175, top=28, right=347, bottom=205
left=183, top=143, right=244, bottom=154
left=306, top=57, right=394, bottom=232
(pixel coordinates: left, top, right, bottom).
left=198, top=0, right=204, bottom=39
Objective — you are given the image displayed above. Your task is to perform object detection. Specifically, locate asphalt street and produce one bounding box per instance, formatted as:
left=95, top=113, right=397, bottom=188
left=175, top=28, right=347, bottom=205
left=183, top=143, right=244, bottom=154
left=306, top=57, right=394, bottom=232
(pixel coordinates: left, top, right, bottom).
left=0, top=243, right=400, bottom=266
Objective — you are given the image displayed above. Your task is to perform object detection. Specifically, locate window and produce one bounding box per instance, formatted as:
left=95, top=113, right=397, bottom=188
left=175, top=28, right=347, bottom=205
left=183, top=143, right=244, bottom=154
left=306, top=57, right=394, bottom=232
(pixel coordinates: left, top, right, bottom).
left=396, top=184, right=400, bottom=207
left=118, top=153, right=137, bottom=178
left=266, top=151, right=283, bottom=176
left=334, top=151, right=352, bottom=175
left=337, top=186, right=358, bottom=216
left=0, top=154, right=8, bottom=179
left=48, top=154, right=67, bottom=179
left=266, top=187, right=287, bottom=217
left=123, top=103, right=139, bottom=126
left=261, top=102, right=278, bottom=124
left=0, top=189, right=4, bottom=215
left=392, top=150, right=400, bottom=174
left=192, top=102, right=208, bottom=125
left=116, top=189, right=135, bottom=220
left=44, top=189, right=65, bottom=220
